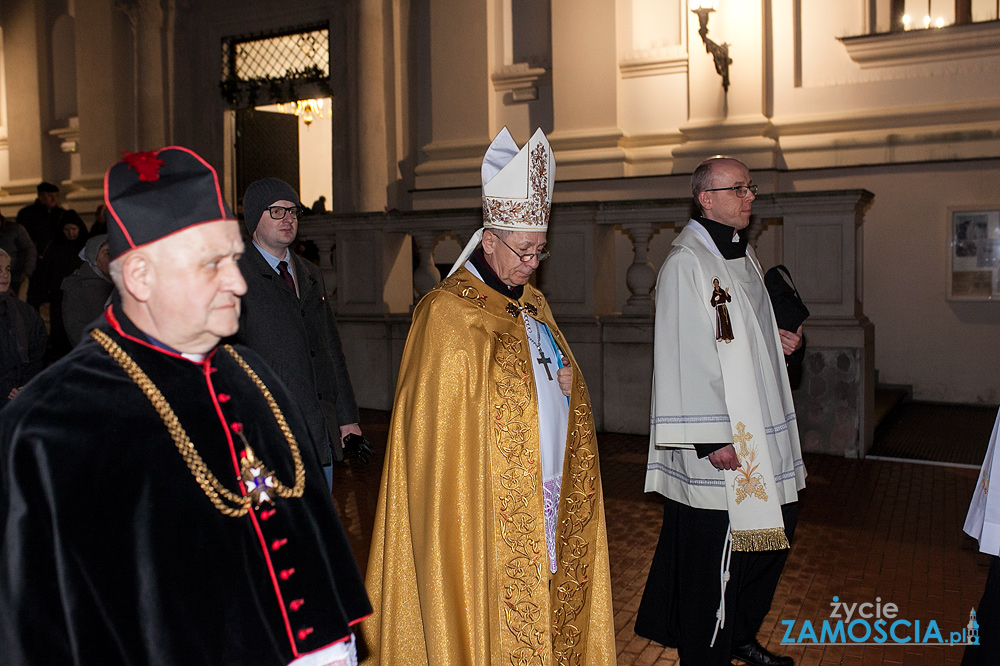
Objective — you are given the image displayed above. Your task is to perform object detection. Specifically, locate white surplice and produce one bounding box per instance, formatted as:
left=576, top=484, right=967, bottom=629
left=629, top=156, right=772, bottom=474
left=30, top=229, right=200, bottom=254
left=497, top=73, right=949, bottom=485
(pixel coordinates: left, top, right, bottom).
left=965, top=408, right=1000, bottom=555
left=645, top=220, right=807, bottom=544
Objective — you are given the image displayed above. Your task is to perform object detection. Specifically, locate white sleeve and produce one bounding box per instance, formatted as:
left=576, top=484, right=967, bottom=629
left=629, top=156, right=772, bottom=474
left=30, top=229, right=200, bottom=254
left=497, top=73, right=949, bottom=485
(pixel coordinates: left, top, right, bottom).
left=287, top=633, right=357, bottom=666
left=650, top=247, right=732, bottom=447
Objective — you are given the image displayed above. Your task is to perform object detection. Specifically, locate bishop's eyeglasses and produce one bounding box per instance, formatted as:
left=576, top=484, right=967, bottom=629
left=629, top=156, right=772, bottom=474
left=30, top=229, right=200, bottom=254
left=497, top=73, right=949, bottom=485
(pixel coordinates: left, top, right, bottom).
left=702, top=184, right=758, bottom=198
left=495, top=234, right=551, bottom=263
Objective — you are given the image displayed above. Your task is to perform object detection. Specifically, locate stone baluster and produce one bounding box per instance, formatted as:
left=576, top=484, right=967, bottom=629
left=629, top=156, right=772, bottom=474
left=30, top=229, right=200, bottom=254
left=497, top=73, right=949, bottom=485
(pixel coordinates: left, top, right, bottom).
left=622, top=222, right=658, bottom=316
left=300, top=219, right=337, bottom=299
left=322, top=233, right=338, bottom=299
left=411, top=230, right=443, bottom=297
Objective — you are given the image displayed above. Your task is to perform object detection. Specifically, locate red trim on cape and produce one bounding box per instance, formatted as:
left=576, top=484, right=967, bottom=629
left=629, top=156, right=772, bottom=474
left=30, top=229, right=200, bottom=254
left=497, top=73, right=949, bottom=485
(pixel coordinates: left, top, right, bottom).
left=103, top=306, right=219, bottom=365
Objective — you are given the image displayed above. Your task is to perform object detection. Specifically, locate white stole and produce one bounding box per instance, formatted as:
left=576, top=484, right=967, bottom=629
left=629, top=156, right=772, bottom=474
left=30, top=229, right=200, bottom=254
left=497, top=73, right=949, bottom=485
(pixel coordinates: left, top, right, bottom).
left=648, top=222, right=798, bottom=552
left=714, top=279, right=790, bottom=552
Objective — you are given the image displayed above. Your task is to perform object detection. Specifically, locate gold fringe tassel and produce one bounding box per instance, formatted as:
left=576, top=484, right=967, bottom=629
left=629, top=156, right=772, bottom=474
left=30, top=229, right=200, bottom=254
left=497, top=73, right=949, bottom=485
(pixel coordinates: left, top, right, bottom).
left=731, top=527, right=789, bottom=552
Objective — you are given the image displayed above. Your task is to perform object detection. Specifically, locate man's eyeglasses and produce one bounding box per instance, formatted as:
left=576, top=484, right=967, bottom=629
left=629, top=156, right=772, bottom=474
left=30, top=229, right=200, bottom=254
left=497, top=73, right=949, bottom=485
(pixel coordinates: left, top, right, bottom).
left=494, top=233, right=550, bottom=263
left=268, top=205, right=305, bottom=220
left=702, top=184, right=758, bottom=198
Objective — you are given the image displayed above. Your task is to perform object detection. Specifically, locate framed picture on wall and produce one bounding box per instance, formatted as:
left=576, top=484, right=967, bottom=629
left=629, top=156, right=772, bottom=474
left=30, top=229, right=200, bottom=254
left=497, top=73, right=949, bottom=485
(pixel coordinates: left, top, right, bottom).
left=949, top=208, right=1000, bottom=301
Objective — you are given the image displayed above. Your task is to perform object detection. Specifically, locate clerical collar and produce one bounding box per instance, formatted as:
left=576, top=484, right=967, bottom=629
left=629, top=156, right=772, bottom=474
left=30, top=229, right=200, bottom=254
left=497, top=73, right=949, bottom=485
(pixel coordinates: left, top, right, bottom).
left=142, top=332, right=205, bottom=363
left=695, top=215, right=748, bottom=260
left=469, top=247, right=524, bottom=301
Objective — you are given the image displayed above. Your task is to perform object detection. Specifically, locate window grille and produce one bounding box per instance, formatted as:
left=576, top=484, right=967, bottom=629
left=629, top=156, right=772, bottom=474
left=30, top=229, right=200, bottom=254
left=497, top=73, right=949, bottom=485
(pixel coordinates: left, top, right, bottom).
left=220, top=23, right=330, bottom=107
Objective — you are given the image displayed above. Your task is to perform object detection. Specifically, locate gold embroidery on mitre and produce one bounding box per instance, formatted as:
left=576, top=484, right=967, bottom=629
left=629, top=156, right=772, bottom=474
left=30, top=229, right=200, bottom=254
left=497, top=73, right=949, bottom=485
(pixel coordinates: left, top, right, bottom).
left=732, top=421, right=769, bottom=504
left=483, top=142, right=551, bottom=229
left=492, top=331, right=548, bottom=665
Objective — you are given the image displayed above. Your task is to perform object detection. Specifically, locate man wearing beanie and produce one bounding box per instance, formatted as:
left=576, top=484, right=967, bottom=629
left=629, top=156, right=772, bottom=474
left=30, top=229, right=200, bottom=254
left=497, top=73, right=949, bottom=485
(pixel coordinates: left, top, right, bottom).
left=0, top=148, right=370, bottom=666
left=233, top=178, right=368, bottom=489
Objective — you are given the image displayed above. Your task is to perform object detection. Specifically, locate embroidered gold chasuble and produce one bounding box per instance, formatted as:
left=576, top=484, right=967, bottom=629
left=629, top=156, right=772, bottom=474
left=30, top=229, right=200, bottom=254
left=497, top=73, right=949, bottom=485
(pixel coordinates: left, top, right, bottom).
left=362, top=267, right=615, bottom=666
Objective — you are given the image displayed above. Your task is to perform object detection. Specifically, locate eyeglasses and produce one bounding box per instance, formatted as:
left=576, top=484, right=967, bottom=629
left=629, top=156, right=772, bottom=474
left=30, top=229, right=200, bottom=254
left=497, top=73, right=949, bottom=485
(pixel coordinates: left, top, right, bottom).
left=703, top=184, right=758, bottom=198
left=494, top=233, right=550, bottom=263
left=268, top=205, right=304, bottom=220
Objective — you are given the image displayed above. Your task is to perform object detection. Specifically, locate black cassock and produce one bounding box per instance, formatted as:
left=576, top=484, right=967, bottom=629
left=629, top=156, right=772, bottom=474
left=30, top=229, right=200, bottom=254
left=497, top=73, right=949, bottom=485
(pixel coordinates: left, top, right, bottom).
left=0, top=304, right=371, bottom=665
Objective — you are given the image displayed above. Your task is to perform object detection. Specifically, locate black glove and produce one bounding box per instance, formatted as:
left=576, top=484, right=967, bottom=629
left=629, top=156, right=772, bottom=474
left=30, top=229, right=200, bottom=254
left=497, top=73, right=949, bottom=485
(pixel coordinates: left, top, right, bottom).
left=342, top=433, right=374, bottom=465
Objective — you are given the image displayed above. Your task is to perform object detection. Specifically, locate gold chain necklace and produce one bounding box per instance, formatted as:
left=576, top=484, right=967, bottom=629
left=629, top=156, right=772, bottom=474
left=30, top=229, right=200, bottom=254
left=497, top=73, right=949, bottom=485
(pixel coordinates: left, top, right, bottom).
left=91, top=328, right=305, bottom=518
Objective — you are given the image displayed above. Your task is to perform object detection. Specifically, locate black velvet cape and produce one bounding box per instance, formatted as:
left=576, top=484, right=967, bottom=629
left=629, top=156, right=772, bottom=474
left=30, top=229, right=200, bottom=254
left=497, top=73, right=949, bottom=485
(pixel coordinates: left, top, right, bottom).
left=0, top=305, right=371, bottom=665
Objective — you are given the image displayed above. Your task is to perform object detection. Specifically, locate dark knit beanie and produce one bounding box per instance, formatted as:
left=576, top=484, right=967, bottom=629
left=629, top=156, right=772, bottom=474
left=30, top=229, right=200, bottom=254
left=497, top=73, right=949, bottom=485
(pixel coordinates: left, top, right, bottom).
left=104, top=146, right=234, bottom=260
left=242, top=178, right=301, bottom=236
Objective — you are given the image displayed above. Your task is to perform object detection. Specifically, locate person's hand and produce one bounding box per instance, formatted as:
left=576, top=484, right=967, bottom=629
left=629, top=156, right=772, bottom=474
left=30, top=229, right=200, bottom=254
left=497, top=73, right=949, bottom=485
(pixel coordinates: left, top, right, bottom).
left=8, top=386, right=21, bottom=400
left=340, top=423, right=373, bottom=464
left=342, top=434, right=374, bottom=465
left=779, top=324, right=804, bottom=356
left=708, top=444, right=741, bottom=471
left=339, top=423, right=362, bottom=439
left=557, top=358, right=572, bottom=397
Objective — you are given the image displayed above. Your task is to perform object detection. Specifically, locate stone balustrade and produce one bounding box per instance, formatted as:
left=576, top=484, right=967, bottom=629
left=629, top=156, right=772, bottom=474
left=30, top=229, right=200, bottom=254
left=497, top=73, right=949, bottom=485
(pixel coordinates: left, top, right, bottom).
left=298, top=189, right=876, bottom=457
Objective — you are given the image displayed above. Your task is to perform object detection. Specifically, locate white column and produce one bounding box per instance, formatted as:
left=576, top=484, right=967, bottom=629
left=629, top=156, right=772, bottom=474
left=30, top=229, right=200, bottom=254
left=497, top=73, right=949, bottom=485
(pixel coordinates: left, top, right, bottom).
left=357, top=0, right=391, bottom=212
left=414, top=0, right=491, bottom=189
left=2, top=0, right=48, bottom=194
left=134, top=0, right=168, bottom=150
left=72, top=0, right=133, bottom=202
left=548, top=0, right=625, bottom=179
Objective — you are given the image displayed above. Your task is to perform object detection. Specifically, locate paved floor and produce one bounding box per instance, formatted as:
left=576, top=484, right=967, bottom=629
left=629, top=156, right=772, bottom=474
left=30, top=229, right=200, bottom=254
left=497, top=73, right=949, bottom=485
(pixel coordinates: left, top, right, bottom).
left=332, top=410, right=990, bottom=665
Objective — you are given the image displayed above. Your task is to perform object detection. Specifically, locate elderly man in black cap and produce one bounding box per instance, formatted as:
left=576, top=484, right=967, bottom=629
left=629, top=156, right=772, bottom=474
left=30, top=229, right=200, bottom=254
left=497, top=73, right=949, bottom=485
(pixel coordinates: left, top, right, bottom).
left=0, top=148, right=370, bottom=666
left=233, top=178, right=368, bottom=488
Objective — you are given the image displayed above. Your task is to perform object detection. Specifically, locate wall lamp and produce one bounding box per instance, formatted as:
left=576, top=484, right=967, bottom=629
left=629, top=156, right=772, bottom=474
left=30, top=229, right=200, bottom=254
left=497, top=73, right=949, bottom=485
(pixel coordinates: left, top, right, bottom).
left=690, top=0, right=731, bottom=93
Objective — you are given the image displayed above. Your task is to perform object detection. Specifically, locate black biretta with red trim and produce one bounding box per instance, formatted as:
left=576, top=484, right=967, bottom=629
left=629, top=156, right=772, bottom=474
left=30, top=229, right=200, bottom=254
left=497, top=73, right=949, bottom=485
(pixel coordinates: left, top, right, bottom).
left=104, top=146, right=234, bottom=260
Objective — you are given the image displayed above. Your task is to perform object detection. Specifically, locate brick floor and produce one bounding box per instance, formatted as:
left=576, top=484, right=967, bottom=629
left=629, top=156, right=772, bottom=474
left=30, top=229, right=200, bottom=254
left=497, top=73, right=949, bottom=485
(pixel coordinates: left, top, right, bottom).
left=333, top=410, right=989, bottom=665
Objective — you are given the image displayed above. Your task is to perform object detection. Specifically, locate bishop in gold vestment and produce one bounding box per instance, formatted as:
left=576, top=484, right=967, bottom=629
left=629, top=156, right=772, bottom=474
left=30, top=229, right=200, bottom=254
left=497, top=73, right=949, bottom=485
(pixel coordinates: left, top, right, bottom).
left=362, top=128, right=615, bottom=666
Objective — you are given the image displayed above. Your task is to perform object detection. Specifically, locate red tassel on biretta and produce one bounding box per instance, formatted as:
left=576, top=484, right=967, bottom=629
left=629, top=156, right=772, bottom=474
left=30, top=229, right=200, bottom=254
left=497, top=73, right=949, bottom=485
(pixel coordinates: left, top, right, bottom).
left=121, top=151, right=166, bottom=182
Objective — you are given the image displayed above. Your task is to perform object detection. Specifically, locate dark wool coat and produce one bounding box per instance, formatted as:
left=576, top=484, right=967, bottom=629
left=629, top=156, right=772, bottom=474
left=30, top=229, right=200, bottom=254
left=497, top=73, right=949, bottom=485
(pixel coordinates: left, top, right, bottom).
left=0, top=305, right=371, bottom=665
left=0, top=295, right=46, bottom=405
left=232, top=247, right=359, bottom=465
left=15, top=202, right=76, bottom=258
left=0, top=218, right=37, bottom=282
left=60, top=264, right=114, bottom=346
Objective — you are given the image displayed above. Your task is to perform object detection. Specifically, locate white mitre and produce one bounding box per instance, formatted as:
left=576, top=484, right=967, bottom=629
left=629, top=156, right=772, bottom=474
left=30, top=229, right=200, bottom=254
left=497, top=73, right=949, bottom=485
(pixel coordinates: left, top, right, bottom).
left=447, top=126, right=556, bottom=276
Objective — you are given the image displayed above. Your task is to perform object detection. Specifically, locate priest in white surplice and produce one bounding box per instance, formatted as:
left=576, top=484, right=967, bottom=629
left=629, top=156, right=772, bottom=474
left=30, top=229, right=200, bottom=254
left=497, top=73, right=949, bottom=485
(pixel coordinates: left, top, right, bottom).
left=961, top=407, right=1000, bottom=666
left=634, top=157, right=807, bottom=666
